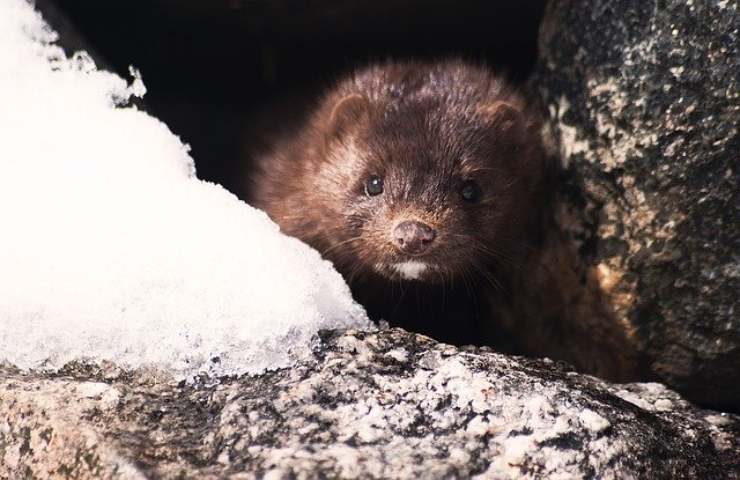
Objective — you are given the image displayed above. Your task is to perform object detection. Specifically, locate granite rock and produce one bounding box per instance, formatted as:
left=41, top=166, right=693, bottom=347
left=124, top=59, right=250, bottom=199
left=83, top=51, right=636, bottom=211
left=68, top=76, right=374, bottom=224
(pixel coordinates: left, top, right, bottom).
left=536, top=0, right=739, bottom=409
left=1, top=329, right=737, bottom=479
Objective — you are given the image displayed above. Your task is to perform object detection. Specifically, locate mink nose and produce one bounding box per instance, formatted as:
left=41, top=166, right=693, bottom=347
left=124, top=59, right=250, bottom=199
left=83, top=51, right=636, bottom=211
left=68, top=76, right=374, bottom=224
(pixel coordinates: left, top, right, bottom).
left=392, top=221, right=436, bottom=255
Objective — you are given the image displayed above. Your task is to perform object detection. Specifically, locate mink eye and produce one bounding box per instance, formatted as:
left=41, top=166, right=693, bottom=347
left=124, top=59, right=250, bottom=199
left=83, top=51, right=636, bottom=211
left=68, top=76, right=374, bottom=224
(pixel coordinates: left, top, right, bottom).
left=460, top=180, right=482, bottom=203
left=365, top=175, right=384, bottom=196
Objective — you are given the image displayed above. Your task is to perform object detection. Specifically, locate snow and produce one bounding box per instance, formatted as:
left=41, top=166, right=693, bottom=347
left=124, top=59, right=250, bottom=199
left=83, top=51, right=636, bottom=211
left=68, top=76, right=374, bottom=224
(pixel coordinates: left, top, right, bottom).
left=0, top=0, right=371, bottom=379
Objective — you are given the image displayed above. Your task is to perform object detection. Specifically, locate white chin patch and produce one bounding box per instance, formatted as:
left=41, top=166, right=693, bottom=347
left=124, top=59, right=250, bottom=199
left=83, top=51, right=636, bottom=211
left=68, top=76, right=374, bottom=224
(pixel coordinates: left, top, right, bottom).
left=391, top=261, right=429, bottom=280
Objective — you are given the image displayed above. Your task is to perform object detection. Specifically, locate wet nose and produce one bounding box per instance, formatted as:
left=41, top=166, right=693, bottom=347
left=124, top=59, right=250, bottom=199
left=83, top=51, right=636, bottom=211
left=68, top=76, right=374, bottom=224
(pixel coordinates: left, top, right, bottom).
left=392, top=221, right=436, bottom=255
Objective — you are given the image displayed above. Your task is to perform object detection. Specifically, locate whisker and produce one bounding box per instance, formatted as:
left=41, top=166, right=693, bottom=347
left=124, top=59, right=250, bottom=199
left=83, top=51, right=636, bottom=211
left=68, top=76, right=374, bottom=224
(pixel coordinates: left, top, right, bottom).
left=471, top=244, right=521, bottom=271
left=388, top=277, right=409, bottom=322
left=471, top=262, right=508, bottom=297
left=320, top=236, right=363, bottom=257
left=435, top=267, right=447, bottom=313
left=345, top=262, right=367, bottom=287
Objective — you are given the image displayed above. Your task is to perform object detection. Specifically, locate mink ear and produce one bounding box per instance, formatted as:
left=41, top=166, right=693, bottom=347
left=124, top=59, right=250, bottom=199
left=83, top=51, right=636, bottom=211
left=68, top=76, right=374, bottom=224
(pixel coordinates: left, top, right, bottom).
left=479, top=101, right=522, bottom=132
left=479, top=101, right=527, bottom=146
left=326, top=94, right=370, bottom=143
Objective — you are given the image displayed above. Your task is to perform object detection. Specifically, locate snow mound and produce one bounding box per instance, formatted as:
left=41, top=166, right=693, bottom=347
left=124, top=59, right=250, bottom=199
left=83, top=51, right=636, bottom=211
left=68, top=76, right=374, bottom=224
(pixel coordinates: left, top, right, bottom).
left=0, top=0, right=371, bottom=379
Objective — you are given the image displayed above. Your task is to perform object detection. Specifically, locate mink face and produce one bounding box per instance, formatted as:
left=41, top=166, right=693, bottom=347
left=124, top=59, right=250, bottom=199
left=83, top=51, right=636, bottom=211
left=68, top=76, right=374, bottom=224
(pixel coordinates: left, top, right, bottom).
left=252, top=61, right=548, bottom=289
left=249, top=66, right=639, bottom=380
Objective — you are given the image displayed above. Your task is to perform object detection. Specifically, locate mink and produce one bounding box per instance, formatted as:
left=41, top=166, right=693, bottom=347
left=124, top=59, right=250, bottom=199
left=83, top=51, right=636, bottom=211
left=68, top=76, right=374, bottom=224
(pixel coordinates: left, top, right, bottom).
left=248, top=59, right=556, bottom=349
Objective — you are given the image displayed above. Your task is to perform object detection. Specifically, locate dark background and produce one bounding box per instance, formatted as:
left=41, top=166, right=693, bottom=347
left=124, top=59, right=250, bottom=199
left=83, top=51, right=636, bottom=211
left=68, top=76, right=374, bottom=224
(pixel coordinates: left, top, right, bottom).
left=52, top=0, right=547, bottom=196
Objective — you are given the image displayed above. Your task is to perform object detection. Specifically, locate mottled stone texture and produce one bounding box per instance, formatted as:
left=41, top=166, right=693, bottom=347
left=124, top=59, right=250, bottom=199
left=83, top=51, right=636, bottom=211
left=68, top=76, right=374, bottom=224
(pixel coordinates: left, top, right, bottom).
left=536, top=0, right=739, bottom=410
left=1, top=330, right=738, bottom=479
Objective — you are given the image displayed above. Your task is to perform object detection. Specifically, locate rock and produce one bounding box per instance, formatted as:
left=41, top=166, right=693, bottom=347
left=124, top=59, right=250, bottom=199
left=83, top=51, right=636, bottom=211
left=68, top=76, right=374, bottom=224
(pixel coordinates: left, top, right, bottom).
left=1, top=329, right=738, bottom=478
left=535, top=0, right=739, bottom=410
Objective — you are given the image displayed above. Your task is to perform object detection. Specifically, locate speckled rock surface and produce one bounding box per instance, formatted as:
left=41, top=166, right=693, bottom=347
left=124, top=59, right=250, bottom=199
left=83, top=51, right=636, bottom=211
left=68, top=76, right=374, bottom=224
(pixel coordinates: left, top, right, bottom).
left=1, top=329, right=738, bottom=479
left=536, top=0, right=739, bottom=410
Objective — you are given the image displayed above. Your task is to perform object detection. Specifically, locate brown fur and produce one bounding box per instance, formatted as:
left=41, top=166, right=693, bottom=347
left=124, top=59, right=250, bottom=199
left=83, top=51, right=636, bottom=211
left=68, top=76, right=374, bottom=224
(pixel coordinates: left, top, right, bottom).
left=248, top=60, right=637, bottom=380
left=249, top=60, right=545, bottom=342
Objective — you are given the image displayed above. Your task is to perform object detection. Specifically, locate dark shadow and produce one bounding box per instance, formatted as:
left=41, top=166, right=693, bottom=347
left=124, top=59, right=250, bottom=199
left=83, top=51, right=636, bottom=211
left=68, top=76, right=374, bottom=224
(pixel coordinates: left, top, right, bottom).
left=52, top=0, right=546, bottom=195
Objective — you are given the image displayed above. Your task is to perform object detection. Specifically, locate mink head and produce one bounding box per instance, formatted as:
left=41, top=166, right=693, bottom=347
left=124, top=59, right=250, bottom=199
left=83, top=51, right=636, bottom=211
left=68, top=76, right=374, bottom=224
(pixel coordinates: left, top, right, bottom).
left=306, top=62, right=547, bottom=284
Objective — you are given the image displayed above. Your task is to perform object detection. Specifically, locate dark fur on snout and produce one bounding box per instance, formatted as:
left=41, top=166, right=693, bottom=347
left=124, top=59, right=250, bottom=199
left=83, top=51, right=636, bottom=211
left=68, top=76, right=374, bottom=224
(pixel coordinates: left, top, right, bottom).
left=250, top=60, right=552, bottom=345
